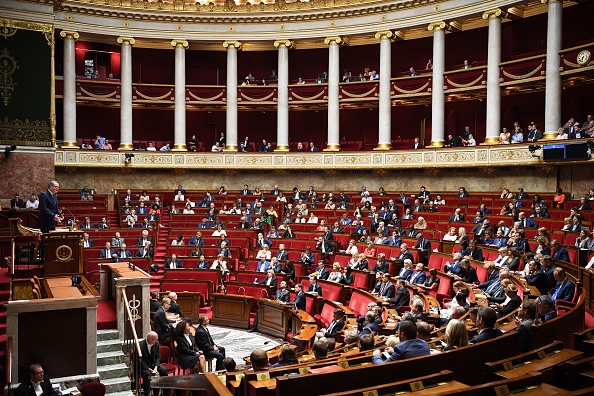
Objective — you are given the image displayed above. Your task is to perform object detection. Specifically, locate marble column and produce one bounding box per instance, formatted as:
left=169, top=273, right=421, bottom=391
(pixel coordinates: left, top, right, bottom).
left=223, top=41, right=242, bottom=152
left=274, top=40, right=294, bottom=152
left=483, top=9, right=504, bottom=144
left=428, top=22, right=448, bottom=147
left=171, top=39, right=188, bottom=151
left=60, top=30, right=79, bottom=149
left=543, top=0, right=563, bottom=139
left=324, top=36, right=342, bottom=151
left=117, top=37, right=135, bottom=150
left=375, top=31, right=393, bottom=150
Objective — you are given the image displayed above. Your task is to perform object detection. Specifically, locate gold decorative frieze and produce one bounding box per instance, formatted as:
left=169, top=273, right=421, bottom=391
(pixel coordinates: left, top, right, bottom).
left=286, top=155, right=323, bottom=166
left=489, top=148, right=534, bottom=161
left=0, top=117, right=51, bottom=144
left=235, top=155, right=273, bottom=166
left=385, top=153, right=422, bottom=163
left=436, top=151, right=476, bottom=162
left=132, top=154, right=173, bottom=164
left=186, top=155, right=223, bottom=165
left=78, top=153, right=120, bottom=163
left=335, top=155, right=371, bottom=165
left=0, top=48, right=17, bottom=107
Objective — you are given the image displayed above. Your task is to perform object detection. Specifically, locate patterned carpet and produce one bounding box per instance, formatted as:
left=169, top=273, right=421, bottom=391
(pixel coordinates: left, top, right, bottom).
left=207, top=325, right=283, bottom=365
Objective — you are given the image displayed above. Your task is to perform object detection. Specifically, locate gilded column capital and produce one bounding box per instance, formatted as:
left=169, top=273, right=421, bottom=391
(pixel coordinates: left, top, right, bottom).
left=482, top=8, right=507, bottom=20
left=374, top=31, right=393, bottom=40
left=117, top=36, right=136, bottom=45
left=59, top=30, right=79, bottom=40
left=324, top=36, right=343, bottom=46
left=427, top=21, right=449, bottom=31
left=223, top=40, right=242, bottom=50
left=171, top=39, right=189, bottom=49
left=273, top=40, right=295, bottom=49
left=541, top=0, right=560, bottom=3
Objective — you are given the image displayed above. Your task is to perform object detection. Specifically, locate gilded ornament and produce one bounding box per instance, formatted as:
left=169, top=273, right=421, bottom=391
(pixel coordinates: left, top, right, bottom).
left=0, top=48, right=18, bottom=107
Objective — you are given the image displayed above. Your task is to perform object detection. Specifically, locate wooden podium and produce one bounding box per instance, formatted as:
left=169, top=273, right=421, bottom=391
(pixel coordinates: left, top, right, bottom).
left=211, top=293, right=253, bottom=329
left=43, top=230, right=84, bottom=275
left=257, top=299, right=292, bottom=339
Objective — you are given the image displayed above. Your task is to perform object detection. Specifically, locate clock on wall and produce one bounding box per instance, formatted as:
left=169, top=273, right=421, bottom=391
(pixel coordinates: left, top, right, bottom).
left=577, top=50, right=591, bottom=66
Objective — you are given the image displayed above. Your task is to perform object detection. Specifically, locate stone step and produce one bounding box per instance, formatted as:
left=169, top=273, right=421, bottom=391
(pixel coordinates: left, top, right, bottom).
left=98, top=363, right=129, bottom=380
left=101, top=376, right=132, bottom=394
left=97, top=351, right=127, bottom=367
left=106, top=391, right=134, bottom=396
left=98, top=339, right=123, bottom=354
left=97, top=329, right=120, bottom=342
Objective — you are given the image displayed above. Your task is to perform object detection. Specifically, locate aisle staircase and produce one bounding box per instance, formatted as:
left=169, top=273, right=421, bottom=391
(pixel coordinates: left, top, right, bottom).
left=107, top=209, right=121, bottom=228
left=149, top=209, right=170, bottom=290
left=96, top=329, right=133, bottom=396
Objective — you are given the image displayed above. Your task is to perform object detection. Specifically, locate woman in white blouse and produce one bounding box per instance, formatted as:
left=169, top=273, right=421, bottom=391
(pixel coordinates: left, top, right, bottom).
left=345, top=239, right=359, bottom=255
left=307, top=212, right=319, bottom=224
left=443, top=227, right=458, bottom=242
left=256, top=244, right=272, bottom=260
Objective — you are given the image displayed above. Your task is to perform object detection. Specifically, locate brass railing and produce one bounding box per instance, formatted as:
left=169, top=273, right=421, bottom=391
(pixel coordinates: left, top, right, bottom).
left=121, top=287, right=142, bottom=396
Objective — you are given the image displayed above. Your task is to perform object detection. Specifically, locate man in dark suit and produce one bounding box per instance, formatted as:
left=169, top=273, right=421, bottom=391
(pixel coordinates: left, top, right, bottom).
left=396, top=259, right=413, bottom=280
left=167, top=292, right=184, bottom=317
left=549, top=267, right=575, bottom=302
left=188, top=231, right=205, bottom=246
left=258, top=269, right=278, bottom=293
left=98, top=242, right=116, bottom=259
left=308, top=276, right=323, bottom=296
left=250, top=280, right=291, bottom=332
left=82, top=233, right=94, bottom=248
left=386, top=280, right=409, bottom=313
left=359, top=312, right=379, bottom=337
left=194, top=316, right=226, bottom=371
left=135, top=241, right=154, bottom=258
left=16, top=363, right=53, bottom=396
left=371, top=253, right=390, bottom=273
left=448, top=208, right=465, bottom=222
left=551, top=240, right=571, bottom=263
left=135, top=230, right=153, bottom=246
left=408, top=263, right=427, bottom=285
left=293, top=284, right=306, bottom=310
left=38, top=180, right=63, bottom=233
left=525, top=260, right=550, bottom=295
left=275, top=243, right=289, bottom=261
left=154, top=298, right=174, bottom=341
left=395, top=244, right=414, bottom=262
left=315, top=237, right=335, bottom=260
left=540, top=255, right=556, bottom=290
left=149, top=291, right=161, bottom=312
left=317, top=309, right=346, bottom=341
left=165, top=254, right=183, bottom=269
left=139, top=331, right=168, bottom=395
left=378, top=273, right=396, bottom=299
left=175, top=320, right=206, bottom=373
left=518, top=212, right=537, bottom=228
left=10, top=193, right=24, bottom=210
left=315, top=261, right=330, bottom=280
left=413, top=234, right=431, bottom=253
left=469, top=307, right=503, bottom=344
left=117, top=243, right=132, bottom=260
left=515, top=300, right=536, bottom=351
left=465, top=240, right=484, bottom=261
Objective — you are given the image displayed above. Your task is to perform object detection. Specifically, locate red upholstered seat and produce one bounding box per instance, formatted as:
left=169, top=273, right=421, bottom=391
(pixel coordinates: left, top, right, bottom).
left=159, top=345, right=176, bottom=375
left=80, top=382, right=106, bottom=396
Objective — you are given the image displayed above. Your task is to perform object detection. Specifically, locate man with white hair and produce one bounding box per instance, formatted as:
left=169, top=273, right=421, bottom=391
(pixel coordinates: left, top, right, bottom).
left=168, top=292, right=184, bottom=318
left=139, top=331, right=169, bottom=395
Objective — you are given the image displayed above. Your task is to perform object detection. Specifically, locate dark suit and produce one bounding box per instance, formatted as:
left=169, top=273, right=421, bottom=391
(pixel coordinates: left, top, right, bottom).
left=408, top=270, right=426, bottom=285
left=188, top=236, right=205, bottom=246
left=499, top=295, right=522, bottom=317
left=136, top=236, right=153, bottom=246
left=316, top=240, right=336, bottom=259
left=470, top=327, right=503, bottom=344
left=117, top=249, right=132, bottom=259
left=520, top=218, right=538, bottom=228
left=275, top=250, right=289, bottom=261
left=139, top=339, right=168, bottom=395
left=371, top=260, right=389, bottom=273
left=387, top=286, right=409, bottom=312
left=549, top=278, right=575, bottom=302
left=397, top=267, right=413, bottom=280
left=98, top=248, right=116, bottom=259
left=194, top=325, right=226, bottom=370
left=324, top=317, right=346, bottom=338
left=379, top=282, right=396, bottom=298
left=176, top=333, right=201, bottom=370
left=516, top=318, right=535, bottom=351
left=317, top=267, right=330, bottom=280
left=275, top=289, right=290, bottom=303
left=135, top=246, right=154, bottom=258
left=10, top=198, right=25, bottom=209
left=396, top=251, right=414, bottom=262
left=150, top=299, right=161, bottom=312
left=461, top=266, right=479, bottom=284
left=414, top=239, right=431, bottom=252
left=259, top=276, right=278, bottom=293
left=294, top=291, right=306, bottom=310
left=468, top=247, right=484, bottom=261
left=373, top=338, right=430, bottom=363
left=16, top=377, right=54, bottom=396
left=165, top=259, right=183, bottom=269
left=38, top=189, right=60, bottom=233
left=526, top=271, right=550, bottom=295
left=153, top=307, right=170, bottom=341
left=309, top=283, right=323, bottom=296
left=449, top=214, right=465, bottom=222
left=169, top=300, right=184, bottom=317
left=552, top=248, right=570, bottom=263
left=83, top=239, right=94, bottom=248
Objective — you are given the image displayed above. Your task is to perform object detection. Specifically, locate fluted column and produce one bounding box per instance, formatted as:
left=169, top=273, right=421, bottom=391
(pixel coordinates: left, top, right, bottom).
left=274, top=40, right=294, bottom=152
left=428, top=22, right=448, bottom=147
left=117, top=36, right=135, bottom=150
left=483, top=9, right=505, bottom=144
left=171, top=39, right=188, bottom=151
left=375, top=31, right=393, bottom=150
left=60, top=30, right=79, bottom=149
left=543, top=0, right=563, bottom=139
left=223, top=41, right=242, bottom=151
left=324, top=36, right=342, bottom=151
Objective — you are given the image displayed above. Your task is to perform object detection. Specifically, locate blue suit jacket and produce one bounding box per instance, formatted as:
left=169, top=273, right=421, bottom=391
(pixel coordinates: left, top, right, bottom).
left=373, top=338, right=431, bottom=364
left=553, top=247, right=570, bottom=263
left=397, top=267, right=413, bottom=280
left=39, top=189, right=60, bottom=233
left=294, top=291, right=306, bottom=310
left=521, top=218, right=538, bottom=228
left=256, top=260, right=271, bottom=272
left=409, top=271, right=427, bottom=285
left=549, top=278, right=575, bottom=302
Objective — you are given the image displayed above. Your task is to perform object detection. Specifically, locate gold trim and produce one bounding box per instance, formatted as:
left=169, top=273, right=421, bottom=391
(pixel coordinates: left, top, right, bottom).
left=540, top=0, right=560, bottom=4
left=135, top=88, right=173, bottom=101
left=274, top=145, right=290, bottom=152
left=62, top=141, right=79, bottom=148
left=502, top=64, right=542, bottom=80
left=118, top=143, right=134, bottom=150
left=374, top=31, right=393, bottom=40
left=324, top=36, right=343, bottom=45
left=559, top=42, right=594, bottom=55
left=291, top=90, right=325, bottom=101
left=427, top=21, right=448, bottom=31
left=446, top=73, right=484, bottom=88
left=542, top=131, right=559, bottom=140
left=482, top=8, right=507, bottom=20
left=117, top=36, right=135, bottom=45
left=171, top=39, right=189, bottom=49
left=188, top=91, right=224, bottom=102
left=341, top=87, right=377, bottom=98
left=428, top=140, right=445, bottom=148
left=223, top=41, right=242, bottom=50
left=172, top=144, right=187, bottom=151
left=324, top=144, right=341, bottom=151
left=59, top=30, right=79, bottom=40
left=273, top=40, right=295, bottom=49
left=79, top=86, right=117, bottom=99
left=374, top=143, right=392, bottom=150
left=563, top=58, right=583, bottom=69
left=393, top=81, right=430, bottom=94
left=499, top=54, right=546, bottom=67
left=240, top=91, right=275, bottom=102
left=223, top=145, right=238, bottom=152
left=483, top=136, right=499, bottom=144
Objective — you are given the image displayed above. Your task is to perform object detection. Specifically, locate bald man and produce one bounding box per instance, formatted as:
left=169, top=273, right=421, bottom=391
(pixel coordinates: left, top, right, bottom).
left=139, top=331, right=168, bottom=395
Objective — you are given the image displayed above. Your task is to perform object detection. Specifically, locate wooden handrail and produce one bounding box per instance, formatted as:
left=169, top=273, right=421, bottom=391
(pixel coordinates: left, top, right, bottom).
left=7, top=335, right=12, bottom=387
left=120, top=287, right=142, bottom=359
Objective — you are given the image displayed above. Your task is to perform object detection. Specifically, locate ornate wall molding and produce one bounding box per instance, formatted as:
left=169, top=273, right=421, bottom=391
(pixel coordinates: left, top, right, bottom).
left=55, top=144, right=591, bottom=170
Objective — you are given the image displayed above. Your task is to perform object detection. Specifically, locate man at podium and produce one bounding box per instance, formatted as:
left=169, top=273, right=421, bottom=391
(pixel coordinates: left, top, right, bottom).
left=39, top=180, right=63, bottom=233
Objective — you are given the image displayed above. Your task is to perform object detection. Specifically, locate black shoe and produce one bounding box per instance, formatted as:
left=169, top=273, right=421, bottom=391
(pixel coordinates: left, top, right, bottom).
left=247, top=327, right=258, bottom=333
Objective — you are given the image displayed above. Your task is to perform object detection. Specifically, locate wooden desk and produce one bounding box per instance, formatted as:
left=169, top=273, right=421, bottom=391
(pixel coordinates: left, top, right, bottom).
left=492, top=349, right=583, bottom=379
left=247, top=378, right=276, bottom=396
left=43, top=276, right=98, bottom=298
left=151, top=372, right=233, bottom=396
left=257, top=299, right=292, bottom=339
left=211, top=293, right=253, bottom=329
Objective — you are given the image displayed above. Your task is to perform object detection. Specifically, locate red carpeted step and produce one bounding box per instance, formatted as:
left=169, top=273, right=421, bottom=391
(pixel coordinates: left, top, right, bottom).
left=97, top=300, right=117, bottom=330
